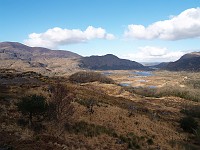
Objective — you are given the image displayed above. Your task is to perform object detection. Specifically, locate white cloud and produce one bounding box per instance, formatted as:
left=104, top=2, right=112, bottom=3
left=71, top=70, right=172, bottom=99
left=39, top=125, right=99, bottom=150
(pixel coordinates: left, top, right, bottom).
left=24, top=26, right=115, bottom=49
left=123, top=46, right=186, bottom=62
left=124, top=8, right=200, bottom=40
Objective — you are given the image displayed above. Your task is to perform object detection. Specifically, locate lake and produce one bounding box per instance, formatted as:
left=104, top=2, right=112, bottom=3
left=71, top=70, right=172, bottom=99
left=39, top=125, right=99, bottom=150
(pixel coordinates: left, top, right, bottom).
left=119, top=83, right=132, bottom=87
left=134, top=71, right=153, bottom=76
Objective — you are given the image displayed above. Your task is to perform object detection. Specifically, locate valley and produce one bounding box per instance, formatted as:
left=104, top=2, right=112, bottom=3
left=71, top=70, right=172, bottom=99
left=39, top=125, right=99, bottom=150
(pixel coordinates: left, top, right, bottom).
left=1, top=1, right=200, bottom=149
left=0, top=42, right=200, bottom=150
left=0, top=68, right=200, bottom=150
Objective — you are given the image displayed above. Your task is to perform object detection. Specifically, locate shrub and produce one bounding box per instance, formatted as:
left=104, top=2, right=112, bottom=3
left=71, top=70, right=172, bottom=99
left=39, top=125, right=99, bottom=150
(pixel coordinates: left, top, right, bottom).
left=128, top=105, right=137, bottom=117
left=32, top=123, right=46, bottom=133
left=65, top=121, right=142, bottom=149
left=17, top=118, right=28, bottom=127
left=181, top=106, right=200, bottom=119
left=125, top=87, right=157, bottom=97
left=126, top=85, right=200, bottom=102
left=119, top=133, right=140, bottom=149
left=65, top=121, right=117, bottom=137
left=147, top=138, right=154, bottom=145
left=84, top=99, right=97, bottom=121
left=194, top=127, right=200, bottom=143
left=69, top=71, right=115, bottom=84
left=157, top=86, right=200, bottom=102
left=17, top=94, right=48, bottom=125
left=180, top=116, right=198, bottom=133
left=186, top=80, right=200, bottom=89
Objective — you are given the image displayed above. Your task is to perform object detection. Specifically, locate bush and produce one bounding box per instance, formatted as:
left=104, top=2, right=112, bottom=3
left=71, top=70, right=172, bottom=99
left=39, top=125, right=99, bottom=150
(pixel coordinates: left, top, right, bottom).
left=128, top=87, right=157, bottom=97
left=17, top=94, right=48, bottom=125
left=69, top=71, right=115, bottom=84
left=157, top=86, right=200, bottom=102
left=181, top=106, right=200, bottom=119
left=119, top=133, right=140, bottom=149
left=186, top=80, right=200, bottom=89
left=180, top=116, right=198, bottom=133
left=17, top=118, right=28, bottom=127
left=66, top=121, right=142, bottom=149
left=126, top=85, right=200, bottom=102
left=65, top=121, right=117, bottom=137
left=147, top=138, right=154, bottom=145
left=194, top=127, right=200, bottom=143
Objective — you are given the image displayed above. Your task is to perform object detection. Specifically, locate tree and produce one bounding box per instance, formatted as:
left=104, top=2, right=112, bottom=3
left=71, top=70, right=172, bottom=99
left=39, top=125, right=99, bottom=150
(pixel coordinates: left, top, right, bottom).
left=86, top=99, right=95, bottom=121
left=17, top=94, right=48, bottom=125
left=48, top=83, right=75, bottom=136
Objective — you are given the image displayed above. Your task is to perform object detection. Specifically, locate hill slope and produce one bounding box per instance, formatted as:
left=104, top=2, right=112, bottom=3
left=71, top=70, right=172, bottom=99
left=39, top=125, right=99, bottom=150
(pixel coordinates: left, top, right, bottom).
left=0, top=42, right=81, bottom=60
left=0, top=42, right=82, bottom=76
left=152, top=62, right=169, bottom=69
left=79, top=54, right=148, bottom=70
left=165, top=52, right=200, bottom=71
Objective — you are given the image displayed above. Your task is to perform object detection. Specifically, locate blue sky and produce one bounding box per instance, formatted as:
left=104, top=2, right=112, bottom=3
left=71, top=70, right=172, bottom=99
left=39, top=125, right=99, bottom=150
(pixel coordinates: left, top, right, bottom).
left=0, top=0, right=200, bottom=62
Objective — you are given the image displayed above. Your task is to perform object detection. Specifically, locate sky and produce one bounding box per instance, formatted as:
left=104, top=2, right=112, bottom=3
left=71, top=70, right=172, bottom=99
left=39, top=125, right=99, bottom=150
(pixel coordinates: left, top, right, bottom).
left=0, top=0, right=200, bottom=62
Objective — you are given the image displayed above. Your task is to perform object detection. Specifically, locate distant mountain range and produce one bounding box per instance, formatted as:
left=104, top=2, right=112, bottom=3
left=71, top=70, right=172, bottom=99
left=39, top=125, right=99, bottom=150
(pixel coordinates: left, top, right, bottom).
left=0, top=42, right=199, bottom=74
left=0, top=42, right=148, bottom=75
left=79, top=54, right=148, bottom=70
left=152, top=62, right=169, bottom=69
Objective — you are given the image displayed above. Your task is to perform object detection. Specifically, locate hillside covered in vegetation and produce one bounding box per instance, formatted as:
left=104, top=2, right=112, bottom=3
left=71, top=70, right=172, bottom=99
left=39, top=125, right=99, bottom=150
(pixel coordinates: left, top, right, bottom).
left=0, top=69, right=200, bottom=150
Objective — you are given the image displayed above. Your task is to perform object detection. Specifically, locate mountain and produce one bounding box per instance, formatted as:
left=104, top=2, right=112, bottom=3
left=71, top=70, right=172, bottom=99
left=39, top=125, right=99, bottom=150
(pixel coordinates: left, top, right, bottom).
left=4, top=42, right=200, bottom=74
left=79, top=54, right=148, bottom=70
left=152, top=62, right=169, bottom=69
left=0, top=42, right=81, bottom=60
left=141, top=62, right=161, bottom=66
left=0, top=42, right=82, bottom=76
left=165, top=52, right=200, bottom=71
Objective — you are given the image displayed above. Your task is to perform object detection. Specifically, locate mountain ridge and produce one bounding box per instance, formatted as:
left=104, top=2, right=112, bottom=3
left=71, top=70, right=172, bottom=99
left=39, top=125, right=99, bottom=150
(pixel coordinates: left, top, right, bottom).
left=79, top=54, right=149, bottom=70
left=0, top=42, right=82, bottom=60
left=0, top=42, right=200, bottom=73
left=164, top=52, right=200, bottom=71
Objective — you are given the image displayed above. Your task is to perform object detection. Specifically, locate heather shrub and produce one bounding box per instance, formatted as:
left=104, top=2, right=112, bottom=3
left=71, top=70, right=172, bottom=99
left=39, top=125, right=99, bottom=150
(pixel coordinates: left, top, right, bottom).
left=181, top=105, right=200, bottom=118
left=157, top=86, right=200, bottom=102
left=127, top=85, right=200, bottom=102
left=180, top=116, right=198, bottom=133
left=65, top=121, right=117, bottom=137
left=17, top=94, right=48, bottom=125
left=69, top=71, right=115, bottom=84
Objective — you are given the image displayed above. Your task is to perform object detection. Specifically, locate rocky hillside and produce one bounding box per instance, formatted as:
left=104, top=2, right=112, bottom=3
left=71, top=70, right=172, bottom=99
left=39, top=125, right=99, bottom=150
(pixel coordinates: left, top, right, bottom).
left=1, top=69, right=200, bottom=150
left=79, top=54, right=148, bottom=70
left=0, top=42, right=150, bottom=75
left=0, top=42, right=82, bottom=76
left=0, top=42, right=81, bottom=60
left=165, top=52, right=200, bottom=71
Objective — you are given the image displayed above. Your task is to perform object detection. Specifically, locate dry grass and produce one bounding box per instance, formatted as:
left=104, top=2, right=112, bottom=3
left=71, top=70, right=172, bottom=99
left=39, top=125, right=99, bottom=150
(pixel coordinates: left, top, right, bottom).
left=1, top=69, right=200, bottom=150
left=73, top=102, right=187, bottom=150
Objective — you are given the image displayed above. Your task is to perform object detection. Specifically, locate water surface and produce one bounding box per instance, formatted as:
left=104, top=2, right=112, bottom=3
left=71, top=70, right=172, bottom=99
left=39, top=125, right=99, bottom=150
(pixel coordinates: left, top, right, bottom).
left=134, top=71, right=153, bottom=76
left=119, top=83, right=131, bottom=87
